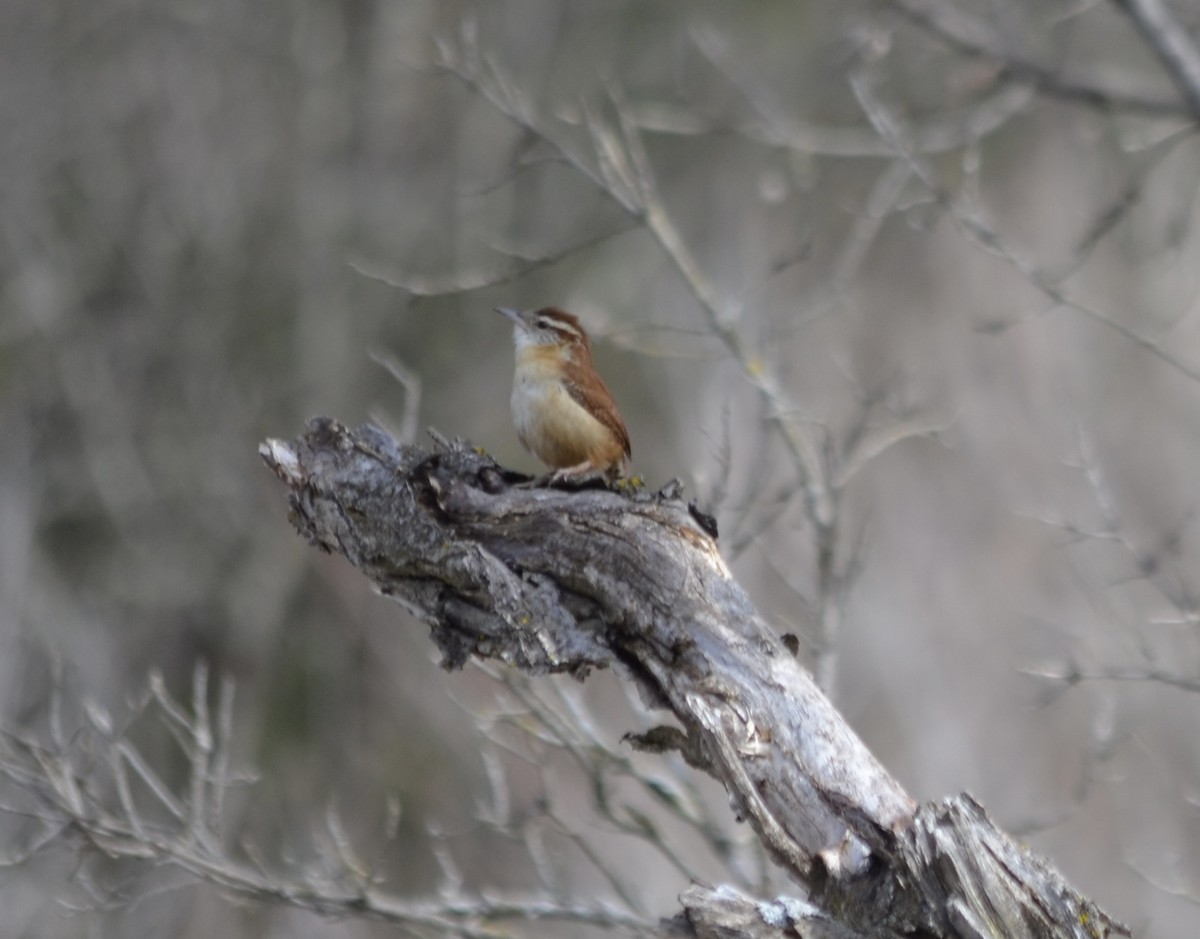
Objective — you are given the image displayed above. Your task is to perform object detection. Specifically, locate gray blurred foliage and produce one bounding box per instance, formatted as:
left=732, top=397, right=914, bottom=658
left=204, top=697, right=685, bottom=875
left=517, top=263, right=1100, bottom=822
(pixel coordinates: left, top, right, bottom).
left=2, top=0, right=1200, bottom=936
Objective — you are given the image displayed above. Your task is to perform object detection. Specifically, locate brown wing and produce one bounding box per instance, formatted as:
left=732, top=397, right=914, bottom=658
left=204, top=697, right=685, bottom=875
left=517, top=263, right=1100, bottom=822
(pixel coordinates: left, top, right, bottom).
left=563, top=370, right=632, bottom=460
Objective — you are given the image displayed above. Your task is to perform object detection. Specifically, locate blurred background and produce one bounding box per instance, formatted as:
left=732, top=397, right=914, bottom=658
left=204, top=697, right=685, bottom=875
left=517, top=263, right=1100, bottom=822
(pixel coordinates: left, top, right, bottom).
left=3, top=0, right=1200, bottom=935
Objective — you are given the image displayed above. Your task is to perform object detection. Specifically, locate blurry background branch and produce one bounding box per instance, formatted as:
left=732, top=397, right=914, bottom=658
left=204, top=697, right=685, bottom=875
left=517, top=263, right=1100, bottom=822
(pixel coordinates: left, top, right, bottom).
left=892, top=0, right=1195, bottom=115
left=1112, top=0, right=1200, bottom=117
left=0, top=662, right=658, bottom=938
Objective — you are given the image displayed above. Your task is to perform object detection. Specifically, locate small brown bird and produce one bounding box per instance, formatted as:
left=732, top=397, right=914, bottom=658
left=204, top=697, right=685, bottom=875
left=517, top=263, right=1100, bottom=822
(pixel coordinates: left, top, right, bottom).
left=496, top=306, right=631, bottom=480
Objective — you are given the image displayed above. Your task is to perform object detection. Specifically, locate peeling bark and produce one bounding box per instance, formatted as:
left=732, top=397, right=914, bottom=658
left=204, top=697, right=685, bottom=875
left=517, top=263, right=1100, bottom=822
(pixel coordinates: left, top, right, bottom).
left=260, top=419, right=1129, bottom=939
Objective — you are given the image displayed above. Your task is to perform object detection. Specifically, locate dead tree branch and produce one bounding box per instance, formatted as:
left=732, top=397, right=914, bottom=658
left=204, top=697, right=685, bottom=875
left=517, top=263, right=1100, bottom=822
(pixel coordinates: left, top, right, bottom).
left=258, top=418, right=1130, bottom=939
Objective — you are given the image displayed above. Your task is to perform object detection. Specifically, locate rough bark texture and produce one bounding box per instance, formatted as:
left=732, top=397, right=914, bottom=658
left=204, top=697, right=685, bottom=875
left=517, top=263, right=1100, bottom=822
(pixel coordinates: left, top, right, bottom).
left=260, top=418, right=1130, bottom=939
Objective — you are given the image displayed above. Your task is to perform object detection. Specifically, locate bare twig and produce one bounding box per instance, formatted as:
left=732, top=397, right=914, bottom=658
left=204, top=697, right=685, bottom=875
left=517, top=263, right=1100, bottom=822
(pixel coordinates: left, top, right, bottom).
left=892, top=0, right=1191, bottom=116
left=369, top=349, right=423, bottom=444
left=1112, top=0, right=1200, bottom=118
left=348, top=221, right=636, bottom=298
left=1023, top=660, right=1200, bottom=694
left=849, top=67, right=1200, bottom=384
left=689, top=25, right=1039, bottom=155
left=471, top=667, right=727, bottom=889
left=0, top=666, right=658, bottom=938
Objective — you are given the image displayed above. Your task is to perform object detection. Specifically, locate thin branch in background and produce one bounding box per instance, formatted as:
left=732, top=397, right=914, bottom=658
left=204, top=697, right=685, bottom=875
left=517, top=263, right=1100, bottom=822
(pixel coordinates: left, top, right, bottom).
left=324, top=799, right=372, bottom=886
left=348, top=222, right=636, bottom=299
left=0, top=665, right=657, bottom=937
left=0, top=810, right=67, bottom=867
left=1073, top=423, right=1197, bottom=615
left=1112, top=0, right=1200, bottom=118
left=476, top=745, right=510, bottom=830
left=469, top=666, right=730, bottom=890
left=1130, top=849, right=1200, bottom=908
left=608, top=675, right=759, bottom=885
left=366, top=796, right=404, bottom=890
left=529, top=665, right=743, bottom=880
left=849, top=66, right=1200, bottom=384
left=891, top=0, right=1190, bottom=115
left=725, top=465, right=806, bottom=561
left=763, top=158, right=925, bottom=345
left=697, top=396, right=734, bottom=522
left=755, top=549, right=819, bottom=642
left=1003, top=666, right=1123, bottom=838
left=722, top=395, right=784, bottom=557
left=520, top=814, right=560, bottom=898
left=187, top=662, right=212, bottom=848
left=833, top=411, right=957, bottom=492
left=428, top=820, right=467, bottom=901
left=611, top=25, right=1035, bottom=156
left=688, top=24, right=1037, bottom=157
left=432, top=24, right=604, bottom=193
left=1059, top=124, right=1195, bottom=280
left=1016, top=423, right=1200, bottom=700
left=1024, top=659, right=1200, bottom=694
left=539, top=806, right=649, bottom=916
left=209, top=674, right=236, bottom=840
left=830, top=160, right=915, bottom=290
left=115, top=735, right=188, bottom=824
left=602, top=321, right=728, bottom=360
left=370, top=350, right=423, bottom=444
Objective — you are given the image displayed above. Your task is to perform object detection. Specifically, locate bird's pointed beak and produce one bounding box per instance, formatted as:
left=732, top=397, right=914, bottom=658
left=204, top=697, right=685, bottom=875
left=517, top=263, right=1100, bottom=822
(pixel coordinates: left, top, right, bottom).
left=495, top=307, right=527, bottom=330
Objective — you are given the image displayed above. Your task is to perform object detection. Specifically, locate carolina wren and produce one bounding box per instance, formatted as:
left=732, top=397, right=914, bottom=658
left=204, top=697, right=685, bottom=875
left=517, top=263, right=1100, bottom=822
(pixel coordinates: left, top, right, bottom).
left=495, top=306, right=631, bottom=480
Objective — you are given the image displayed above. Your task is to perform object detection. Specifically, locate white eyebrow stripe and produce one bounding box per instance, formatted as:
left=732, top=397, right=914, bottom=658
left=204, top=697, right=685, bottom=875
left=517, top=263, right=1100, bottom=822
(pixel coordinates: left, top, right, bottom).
left=536, top=315, right=584, bottom=340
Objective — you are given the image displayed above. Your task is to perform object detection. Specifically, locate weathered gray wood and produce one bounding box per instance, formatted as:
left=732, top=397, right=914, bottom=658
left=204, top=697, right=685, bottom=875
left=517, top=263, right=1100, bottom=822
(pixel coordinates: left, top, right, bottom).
left=260, top=418, right=1129, bottom=939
